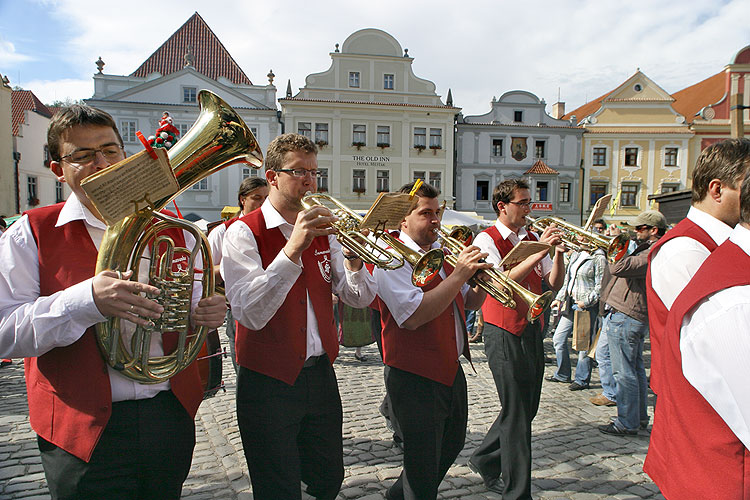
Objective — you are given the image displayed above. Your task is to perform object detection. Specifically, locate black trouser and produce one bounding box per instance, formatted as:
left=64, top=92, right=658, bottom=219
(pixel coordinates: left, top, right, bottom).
left=39, top=390, right=195, bottom=500
left=386, top=365, right=468, bottom=500
left=236, top=357, right=343, bottom=500
left=372, top=309, right=403, bottom=443
left=470, top=322, right=544, bottom=500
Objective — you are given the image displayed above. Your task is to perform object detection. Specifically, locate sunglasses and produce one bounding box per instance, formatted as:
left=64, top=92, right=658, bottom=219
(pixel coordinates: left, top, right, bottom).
left=635, top=225, right=653, bottom=231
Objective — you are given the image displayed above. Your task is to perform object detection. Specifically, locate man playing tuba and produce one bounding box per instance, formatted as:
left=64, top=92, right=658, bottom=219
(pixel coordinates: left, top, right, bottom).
left=0, top=105, right=226, bottom=499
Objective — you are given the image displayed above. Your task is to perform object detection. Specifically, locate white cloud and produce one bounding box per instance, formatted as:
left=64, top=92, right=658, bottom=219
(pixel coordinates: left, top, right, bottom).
left=22, top=78, right=92, bottom=105
left=0, top=38, right=33, bottom=65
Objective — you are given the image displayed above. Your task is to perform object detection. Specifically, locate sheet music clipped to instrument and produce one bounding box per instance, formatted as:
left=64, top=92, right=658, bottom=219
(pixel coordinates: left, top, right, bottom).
left=359, top=192, right=418, bottom=232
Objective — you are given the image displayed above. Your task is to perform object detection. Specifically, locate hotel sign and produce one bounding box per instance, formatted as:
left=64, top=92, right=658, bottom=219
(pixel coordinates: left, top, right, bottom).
left=352, top=155, right=390, bottom=167
left=530, top=202, right=553, bottom=211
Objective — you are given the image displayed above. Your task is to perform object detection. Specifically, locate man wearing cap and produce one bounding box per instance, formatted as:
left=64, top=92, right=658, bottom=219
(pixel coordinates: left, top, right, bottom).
left=597, top=210, right=666, bottom=435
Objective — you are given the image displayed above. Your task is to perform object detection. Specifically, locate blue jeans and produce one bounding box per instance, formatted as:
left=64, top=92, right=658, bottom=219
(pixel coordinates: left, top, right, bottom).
left=605, top=310, right=649, bottom=430
left=595, top=314, right=617, bottom=401
left=551, top=306, right=597, bottom=385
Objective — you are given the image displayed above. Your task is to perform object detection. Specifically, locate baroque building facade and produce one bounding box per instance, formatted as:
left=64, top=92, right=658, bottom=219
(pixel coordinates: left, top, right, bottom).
left=279, top=28, right=458, bottom=211
left=455, top=91, right=584, bottom=223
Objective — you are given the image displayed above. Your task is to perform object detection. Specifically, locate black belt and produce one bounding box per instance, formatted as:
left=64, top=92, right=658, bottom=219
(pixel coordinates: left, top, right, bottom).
left=303, top=354, right=326, bottom=368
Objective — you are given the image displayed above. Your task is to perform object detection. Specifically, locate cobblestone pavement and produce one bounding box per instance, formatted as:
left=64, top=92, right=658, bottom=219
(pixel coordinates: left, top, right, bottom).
left=0, top=330, right=664, bottom=499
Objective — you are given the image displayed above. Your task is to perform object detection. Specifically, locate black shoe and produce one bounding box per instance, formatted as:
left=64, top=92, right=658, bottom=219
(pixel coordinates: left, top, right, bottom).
left=467, top=459, right=504, bottom=493
left=610, top=416, right=649, bottom=430
left=598, top=422, right=638, bottom=436
left=393, top=434, right=403, bottom=451
left=0, top=359, right=11, bottom=368
left=545, top=375, right=571, bottom=383
left=568, top=381, right=589, bottom=391
left=354, top=353, right=366, bottom=361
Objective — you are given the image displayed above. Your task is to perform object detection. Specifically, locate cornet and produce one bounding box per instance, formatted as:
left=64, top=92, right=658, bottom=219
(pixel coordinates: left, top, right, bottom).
left=526, top=215, right=629, bottom=263
left=436, top=225, right=554, bottom=322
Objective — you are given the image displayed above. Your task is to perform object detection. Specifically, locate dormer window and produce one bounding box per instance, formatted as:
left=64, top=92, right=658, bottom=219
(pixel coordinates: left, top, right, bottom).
left=514, top=110, right=523, bottom=123
left=349, top=72, right=360, bottom=88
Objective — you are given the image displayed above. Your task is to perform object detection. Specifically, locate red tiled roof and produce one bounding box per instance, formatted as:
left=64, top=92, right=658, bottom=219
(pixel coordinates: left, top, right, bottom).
left=563, top=90, right=612, bottom=122
left=524, top=159, right=559, bottom=175
left=671, top=71, right=725, bottom=123
left=11, top=90, right=52, bottom=136
left=131, top=12, right=251, bottom=85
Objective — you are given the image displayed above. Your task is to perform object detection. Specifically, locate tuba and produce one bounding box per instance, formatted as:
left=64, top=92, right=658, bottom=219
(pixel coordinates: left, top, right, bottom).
left=526, top=215, right=629, bottom=263
left=95, top=90, right=263, bottom=383
left=436, top=225, right=555, bottom=322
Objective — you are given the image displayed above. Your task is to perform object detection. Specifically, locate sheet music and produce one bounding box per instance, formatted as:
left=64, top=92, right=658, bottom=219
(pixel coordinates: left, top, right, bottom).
left=359, top=192, right=417, bottom=232
left=499, top=240, right=553, bottom=270
left=584, top=193, right=612, bottom=230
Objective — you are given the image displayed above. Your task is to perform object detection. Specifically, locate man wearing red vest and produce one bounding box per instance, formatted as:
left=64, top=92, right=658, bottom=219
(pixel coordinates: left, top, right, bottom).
left=468, top=179, right=565, bottom=499
left=373, top=181, right=490, bottom=500
left=0, top=105, right=226, bottom=499
left=221, top=133, right=376, bottom=500
left=647, top=138, right=750, bottom=397
left=644, top=169, right=750, bottom=499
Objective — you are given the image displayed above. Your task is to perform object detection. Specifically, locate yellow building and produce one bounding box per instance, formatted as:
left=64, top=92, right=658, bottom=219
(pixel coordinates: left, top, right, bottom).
left=0, top=76, right=14, bottom=217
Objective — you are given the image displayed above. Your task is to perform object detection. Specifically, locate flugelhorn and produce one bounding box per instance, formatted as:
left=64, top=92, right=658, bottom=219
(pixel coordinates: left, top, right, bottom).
left=526, top=215, right=629, bottom=263
left=95, top=90, right=263, bottom=383
left=436, top=225, right=554, bottom=322
left=301, top=192, right=443, bottom=286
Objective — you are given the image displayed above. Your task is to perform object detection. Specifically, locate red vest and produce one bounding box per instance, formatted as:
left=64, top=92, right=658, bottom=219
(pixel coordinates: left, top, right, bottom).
left=24, top=203, right=203, bottom=462
left=222, top=215, right=240, bottom=230
left=644, top=240, right=750, bottom=500
left=646, top=217, right=717, bottom=395
left=481, top=226, right=543, bottom=335
left=379, top=262, right=469, bottom=386
left=234, top=210, right=337, bottom=385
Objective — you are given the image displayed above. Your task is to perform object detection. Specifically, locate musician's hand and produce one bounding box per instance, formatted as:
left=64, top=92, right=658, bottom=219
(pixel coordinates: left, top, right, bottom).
left=539, top=224, right=564, bottom=247
left=342, top=247, right=364, bottom=271
left=551, top=299, right=561, bottom=310
left=576, top=300, right=586, bottom=309
left=192, top=295, right=227, bottom=328
left=453, top=245, right=492, bottom=282
left=284, top=206, right=338, bottom=263
left=92, top=270, right=163, bottom=327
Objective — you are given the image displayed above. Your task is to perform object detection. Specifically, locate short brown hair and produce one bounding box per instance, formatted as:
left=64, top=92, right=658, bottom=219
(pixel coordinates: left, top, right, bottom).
left=692, top=138, right=750, bottom=203
left=265, top=133, right=317, bottom=171
left=47, top=104, right=122, bottom=161
left=398, top=181, right=440, bottom=215
left=238, top=177, right=268, bottom=205
left=739, top=169, right=750, bottom=224
left=491, top=179, right=530, bottom=215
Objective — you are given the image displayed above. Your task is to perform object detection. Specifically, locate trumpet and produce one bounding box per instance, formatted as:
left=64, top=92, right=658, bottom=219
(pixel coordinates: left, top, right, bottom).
left=526, top=215, right=629, bottom=263
left=301, top=193, right=444, bottom=286
left=436, top=225, right=554, bottom=322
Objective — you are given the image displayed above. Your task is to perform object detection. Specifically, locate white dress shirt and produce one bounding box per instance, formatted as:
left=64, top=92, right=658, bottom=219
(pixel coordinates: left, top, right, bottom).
left=473, top=219, right=553, bottom=277
left=0, top=195, right=203, bottom=401
left=221, top=198, right=376, bottom=359
left=680, top=223, right=750, bottom=449
left=208, top=222, right=227, bottom=267
left=651, top=206, right=733, bottom=309
left=373, top=231, right=468, bottom=358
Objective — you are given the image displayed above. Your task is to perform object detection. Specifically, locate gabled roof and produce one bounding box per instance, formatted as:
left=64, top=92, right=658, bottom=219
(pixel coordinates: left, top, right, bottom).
left=524, top=159, right=559, bottom=175
left=131, top=12, right=252, bottom=85
left=563, top=90, right=611, bottom=122
left=11, top=90, right=52, bottom=136
left=671, top=71, right=725, bottom=123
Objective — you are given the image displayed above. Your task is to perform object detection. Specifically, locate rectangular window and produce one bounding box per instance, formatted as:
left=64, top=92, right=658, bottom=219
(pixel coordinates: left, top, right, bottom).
left=317, top=168, right=328, bottom=192
left=491, top=139, right=503, bottom=157
left=183, top=87, right=197, bottom=103
left=384, top=74, right=394, bottom=90
left=27, top=176, right=38, bottom=204
left=242, top=167, right=260, bottom=179
left=413, top=171, right=426, bottom=182
left=625, top=147, right=639, bottom=167
left=536, top=181, right=549, bottom=201
left=590, top=183, right=607, bottom=207
left=298, top=122, right=312, bottom=139
left=377, top=170, right=390, bottom=192
left=514, top=110, right=523, bottom=123
left=593, top=147, right=607, bottom=166
left=178, top=123, right=191, bottom=137
left=429, top=128, right=442, bottom=149
left=413, top=128, right=426, bottom=148
left=476, top=180, right=489, bottom=201
left=191, top=178, right=208, bottom=190
left=664, top=147, right=678, bottom=167
left=621, top=183, right=639, bottom=207
left=377, top=126, right=390, bottom=147
left=535, top=140, right=546, bottom=159
left=353, top=169, right=366, bottom=192
left=349, top=72, right=360, bottom=88
left=352, top=124, right=366, bottom=145
left=428, top=172, right=442, bottom=192
left=661, top=182, right=680, bottom=193
left=560, top=182, right=571, bottom=203
left=314, top=123, right=328, bottom=145
left=55, top=180, right=64, bottom=203
left=120, top=120, right=137, bottom=143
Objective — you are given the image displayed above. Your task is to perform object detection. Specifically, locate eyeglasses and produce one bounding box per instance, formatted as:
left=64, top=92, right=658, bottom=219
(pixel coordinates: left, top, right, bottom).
left=635, top=225, right=653, bottom=231
left=275, top=168, right=320, bottom=178
left=507, top=201, right=532, bottom=208
left=59, top=145, right=124, bottom=167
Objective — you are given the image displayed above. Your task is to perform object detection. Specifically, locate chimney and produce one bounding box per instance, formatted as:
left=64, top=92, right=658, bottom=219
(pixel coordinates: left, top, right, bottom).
left=552, top=101, right=566, bottom=119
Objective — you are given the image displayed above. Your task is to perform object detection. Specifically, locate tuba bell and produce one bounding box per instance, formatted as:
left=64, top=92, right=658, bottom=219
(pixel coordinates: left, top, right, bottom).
left=95, top=90, right=263, bottom=383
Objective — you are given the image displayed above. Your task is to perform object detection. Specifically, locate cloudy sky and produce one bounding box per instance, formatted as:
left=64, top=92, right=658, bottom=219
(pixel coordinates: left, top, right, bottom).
left=1, top=0, right=748, bottom=117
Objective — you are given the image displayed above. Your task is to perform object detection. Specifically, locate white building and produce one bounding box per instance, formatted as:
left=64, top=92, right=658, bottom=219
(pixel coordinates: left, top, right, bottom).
left=279, top=28, right=459, bottom=211
left=11, top=90, right=62, bottom=213
left=456, top=91, right=584, bottom=223
left=86, top=12, right=279, bottom=221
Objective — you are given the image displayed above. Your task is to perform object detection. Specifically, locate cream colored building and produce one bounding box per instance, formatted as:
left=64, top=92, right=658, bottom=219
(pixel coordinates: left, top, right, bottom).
left=566, top=71, right=693, bottom=224
left=279, top=28, right=459, bottom=211
left=0, top=76, right=14, bottom=217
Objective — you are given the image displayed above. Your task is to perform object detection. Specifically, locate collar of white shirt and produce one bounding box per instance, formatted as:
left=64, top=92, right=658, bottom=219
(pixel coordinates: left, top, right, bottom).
left=398, top=230, right=441, bottom=254
left=687, top=206, right=733, bottom=247
left=56, top=194, right=106, bottom=230
left=260, top=197, right=291, bottom=230
left=494, top=219, right=527, bottom=241
left=729, top=224, right=750, bottom=257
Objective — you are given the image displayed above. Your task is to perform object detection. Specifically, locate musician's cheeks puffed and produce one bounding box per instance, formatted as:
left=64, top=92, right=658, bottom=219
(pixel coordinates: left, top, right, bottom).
left=192, top=295, right=227, bottom=328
